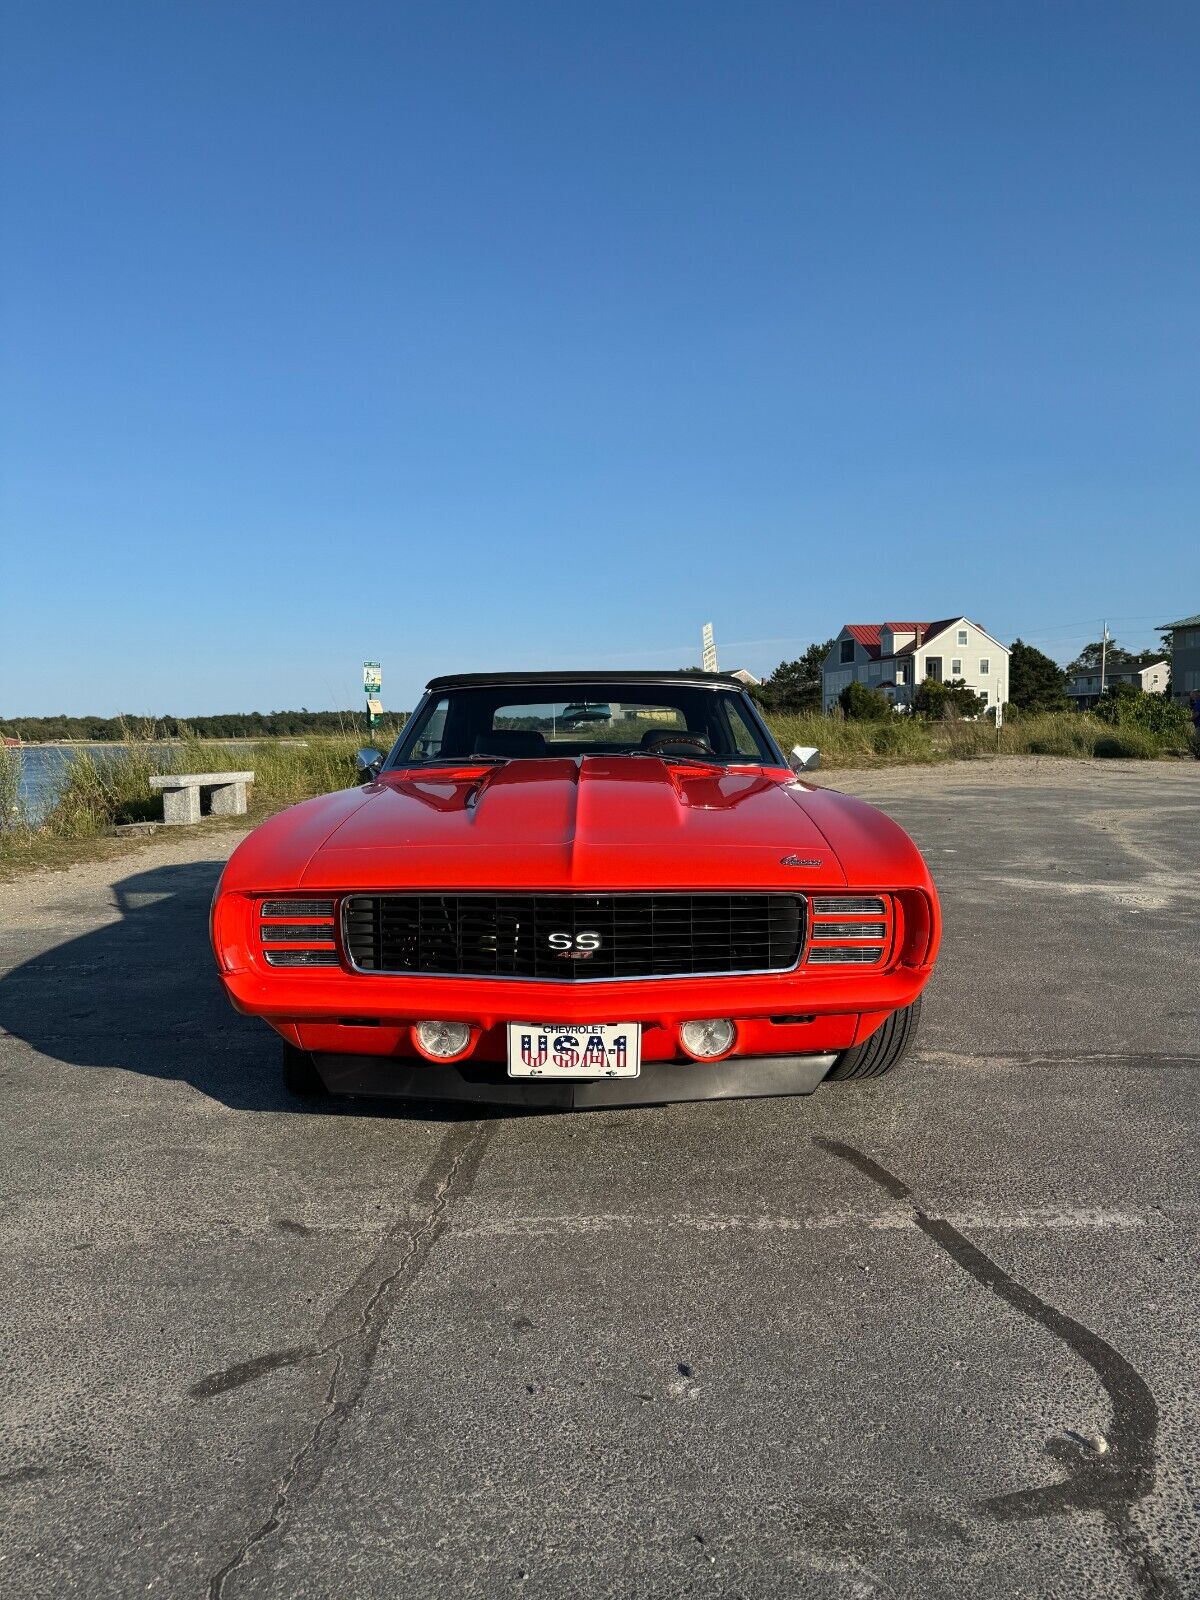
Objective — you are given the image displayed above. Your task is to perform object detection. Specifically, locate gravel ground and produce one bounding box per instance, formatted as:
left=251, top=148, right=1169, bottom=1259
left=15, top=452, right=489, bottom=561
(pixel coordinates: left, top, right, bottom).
left=0, top=758, right=1196, bottom=1599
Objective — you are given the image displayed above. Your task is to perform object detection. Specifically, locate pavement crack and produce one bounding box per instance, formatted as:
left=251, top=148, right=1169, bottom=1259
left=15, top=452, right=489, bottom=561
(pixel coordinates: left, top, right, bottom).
left=917, top=1048, right=1200, bottom=1071
left=190, top=1346, right=316, bottom=1399
left=815, top=1138, right=1179, bottom=1600
left=203, top=1119, right=495, bottom=1600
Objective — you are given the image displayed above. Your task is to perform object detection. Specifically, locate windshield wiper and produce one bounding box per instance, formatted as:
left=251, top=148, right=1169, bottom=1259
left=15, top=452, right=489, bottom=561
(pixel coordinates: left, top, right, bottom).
left=391, top=754, right=511, bottom=768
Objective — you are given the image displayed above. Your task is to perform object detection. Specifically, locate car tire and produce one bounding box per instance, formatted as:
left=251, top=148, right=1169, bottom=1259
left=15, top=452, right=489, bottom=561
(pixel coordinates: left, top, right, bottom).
left=826, top=998, right=922, bottom=1081
left=282, top=1043, right=327, bottom=1099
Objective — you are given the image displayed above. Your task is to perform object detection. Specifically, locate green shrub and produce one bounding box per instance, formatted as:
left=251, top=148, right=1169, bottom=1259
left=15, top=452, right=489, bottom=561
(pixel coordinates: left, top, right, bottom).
left=913, top=677, right=986, bottom=720
left=838, top=681, right=892, bottom=720
left=1094, top=686, right=1192, bottom=739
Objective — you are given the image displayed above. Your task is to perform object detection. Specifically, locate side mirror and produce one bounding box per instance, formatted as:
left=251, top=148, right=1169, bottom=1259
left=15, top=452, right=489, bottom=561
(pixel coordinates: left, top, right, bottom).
left=355, top=748, right=384, bottom=782
left=789, top=745, right=820, bottom=773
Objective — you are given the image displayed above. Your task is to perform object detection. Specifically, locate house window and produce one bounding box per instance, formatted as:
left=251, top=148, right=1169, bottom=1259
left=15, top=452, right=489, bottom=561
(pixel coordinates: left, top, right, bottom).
left=895, top=665, right=907, bottom=684
left=979, top=658, right=990, bottom=675
left=840, top=639, right=855, bottom=664
left=957, top=629, right=968, bottom=645
left=925, top=657, right=943, bottom=682
left=868, top=662, right=881, bottom=680
left=951, top=659, right=962, bottom=676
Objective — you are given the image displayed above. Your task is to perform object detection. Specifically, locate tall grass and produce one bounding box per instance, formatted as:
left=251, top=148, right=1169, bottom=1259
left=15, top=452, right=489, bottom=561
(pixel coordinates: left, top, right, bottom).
left=4, top=708, right=1192, bottom=862
left=767, top=713, right=939, bottom=766
left=1, top=747, right=23, bottom=833
left=20, top=719, right=409, bottom=841
left=763, top=709, right=1195, bottom=768
left=34, top=731, right=402, bottom=836
left=41, top=729, right=165, bottom=835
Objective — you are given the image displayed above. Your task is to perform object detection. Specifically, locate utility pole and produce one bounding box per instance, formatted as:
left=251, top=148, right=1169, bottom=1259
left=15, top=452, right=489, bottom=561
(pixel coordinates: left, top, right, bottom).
left=1099, top=622, right=1110, bottom=697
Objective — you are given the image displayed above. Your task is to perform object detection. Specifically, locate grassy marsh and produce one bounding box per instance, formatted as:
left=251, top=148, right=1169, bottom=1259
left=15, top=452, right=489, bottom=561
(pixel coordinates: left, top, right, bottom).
left=1, top=710, right=1192, bottom=880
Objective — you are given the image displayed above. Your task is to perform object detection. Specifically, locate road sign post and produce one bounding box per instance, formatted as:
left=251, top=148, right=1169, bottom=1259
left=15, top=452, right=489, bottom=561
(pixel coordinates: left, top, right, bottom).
left=702, top=622, right=718, bottom=673
left=363, top=661, right=382, bottom=739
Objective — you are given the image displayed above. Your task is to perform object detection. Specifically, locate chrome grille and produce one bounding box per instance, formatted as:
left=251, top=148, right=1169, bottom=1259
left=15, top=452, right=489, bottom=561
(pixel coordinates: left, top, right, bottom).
left=809, top=895, right=885, bottom=916
left=807, top=945, right=884, bottom=965
left=342, top=893, right=806, bottom=981
left=264, top=949, right=339, bottom=967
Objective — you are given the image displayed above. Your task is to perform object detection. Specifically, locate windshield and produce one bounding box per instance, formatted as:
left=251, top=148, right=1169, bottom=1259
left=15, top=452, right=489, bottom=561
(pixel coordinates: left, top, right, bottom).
left=388, top=682, right=781, bottom=766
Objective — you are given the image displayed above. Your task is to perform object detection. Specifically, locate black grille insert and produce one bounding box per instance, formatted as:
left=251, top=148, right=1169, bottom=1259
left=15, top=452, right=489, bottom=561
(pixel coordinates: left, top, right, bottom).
left=342, top=894, right=805, bottom=981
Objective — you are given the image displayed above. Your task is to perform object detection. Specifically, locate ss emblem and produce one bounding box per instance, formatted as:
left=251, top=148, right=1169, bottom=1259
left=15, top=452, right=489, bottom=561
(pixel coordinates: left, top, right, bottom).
left=548, top=930, right=602, bottom=955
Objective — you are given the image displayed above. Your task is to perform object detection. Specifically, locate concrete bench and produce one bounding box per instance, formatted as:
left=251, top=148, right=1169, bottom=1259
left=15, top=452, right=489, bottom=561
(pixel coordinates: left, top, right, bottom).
left=149, top=771, right=254, bottom=825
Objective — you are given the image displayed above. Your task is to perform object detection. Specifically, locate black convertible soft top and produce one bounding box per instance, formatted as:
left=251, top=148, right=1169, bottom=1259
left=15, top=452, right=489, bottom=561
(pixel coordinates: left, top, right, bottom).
left=425, top=670, right=744, bottom=691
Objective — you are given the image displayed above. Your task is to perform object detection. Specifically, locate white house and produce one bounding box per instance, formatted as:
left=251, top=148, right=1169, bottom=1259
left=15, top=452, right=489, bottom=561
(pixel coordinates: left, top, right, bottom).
left=1065, top=660, right=1168, bottom=711
left=822, top=618, right=1010, bottom=714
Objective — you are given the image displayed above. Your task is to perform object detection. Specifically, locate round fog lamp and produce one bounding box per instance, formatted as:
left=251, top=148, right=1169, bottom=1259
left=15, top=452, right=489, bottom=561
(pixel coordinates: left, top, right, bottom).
left=679, top=1018, right=736, bottom=1060
left=413, top=1020, right=473, bottom=1061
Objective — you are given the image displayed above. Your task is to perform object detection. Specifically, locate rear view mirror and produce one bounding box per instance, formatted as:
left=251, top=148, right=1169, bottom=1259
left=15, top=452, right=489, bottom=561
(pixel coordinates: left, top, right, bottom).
left=355, top=748, right=384, bottom=782
left=789, top=745, right=820, bottom=773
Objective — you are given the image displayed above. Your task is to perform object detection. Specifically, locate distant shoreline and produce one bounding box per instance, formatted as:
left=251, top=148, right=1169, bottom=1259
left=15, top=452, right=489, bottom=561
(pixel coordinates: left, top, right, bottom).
left=10, top=737, right=316, bottom=749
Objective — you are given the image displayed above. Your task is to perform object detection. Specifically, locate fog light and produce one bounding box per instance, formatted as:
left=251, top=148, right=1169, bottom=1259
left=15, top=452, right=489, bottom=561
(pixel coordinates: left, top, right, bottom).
left=412, top=1020, right=473, bottom=1061
left=679, top=1018, right=736, bottom=1060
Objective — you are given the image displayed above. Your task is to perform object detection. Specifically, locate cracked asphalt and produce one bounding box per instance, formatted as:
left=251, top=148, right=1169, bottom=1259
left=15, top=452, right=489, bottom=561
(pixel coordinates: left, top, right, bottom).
left=1, top=758, right=1197, bottom=1599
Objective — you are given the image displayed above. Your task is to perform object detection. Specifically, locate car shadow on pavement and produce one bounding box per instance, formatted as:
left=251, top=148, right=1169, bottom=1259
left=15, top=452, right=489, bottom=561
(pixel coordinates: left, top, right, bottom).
left=0, top=860, right=480, bottom=1120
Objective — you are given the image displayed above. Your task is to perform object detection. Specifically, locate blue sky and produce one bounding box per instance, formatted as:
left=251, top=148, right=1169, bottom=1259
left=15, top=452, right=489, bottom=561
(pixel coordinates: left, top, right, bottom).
left=2, top=0, right=1196, bottom=716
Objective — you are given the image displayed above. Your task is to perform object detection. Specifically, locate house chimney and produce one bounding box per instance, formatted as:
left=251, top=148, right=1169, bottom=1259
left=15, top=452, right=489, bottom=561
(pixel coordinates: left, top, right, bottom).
left=915, top=625, right=924, bottom=649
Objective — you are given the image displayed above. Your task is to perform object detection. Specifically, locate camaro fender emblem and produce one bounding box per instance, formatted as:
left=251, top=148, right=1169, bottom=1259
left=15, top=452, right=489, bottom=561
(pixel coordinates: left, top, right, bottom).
left=780, top=854, right=822, bottom=867
left=548, top=930, right=602, bottom=958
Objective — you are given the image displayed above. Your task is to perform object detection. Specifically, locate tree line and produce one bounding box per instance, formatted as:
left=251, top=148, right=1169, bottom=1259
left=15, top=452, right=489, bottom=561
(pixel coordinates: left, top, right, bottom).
left=5, top=633, right=1174, bottom=741
left=0, top=710, right=406, bottom=742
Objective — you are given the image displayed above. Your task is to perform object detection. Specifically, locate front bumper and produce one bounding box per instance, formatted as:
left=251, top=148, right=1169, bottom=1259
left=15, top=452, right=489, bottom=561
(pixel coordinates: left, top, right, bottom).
left=213, top=885, right=939, bottom=1081
left=312, top=1051, right=838, bottom=1108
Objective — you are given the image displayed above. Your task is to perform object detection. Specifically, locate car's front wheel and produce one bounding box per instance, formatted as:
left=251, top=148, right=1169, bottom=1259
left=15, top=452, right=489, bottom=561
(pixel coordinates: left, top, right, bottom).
left=282, top=1042, right=327, bottom=1099
left=826, top=998, right=922, bottom=1081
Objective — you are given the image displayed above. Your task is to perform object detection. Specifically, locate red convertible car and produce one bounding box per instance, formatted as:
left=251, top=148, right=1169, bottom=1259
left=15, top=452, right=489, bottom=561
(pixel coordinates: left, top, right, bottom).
left=210, top=672, right=940, bottom=1108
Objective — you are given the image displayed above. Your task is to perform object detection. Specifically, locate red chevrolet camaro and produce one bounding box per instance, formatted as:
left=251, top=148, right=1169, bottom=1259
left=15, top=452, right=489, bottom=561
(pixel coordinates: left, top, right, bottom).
left=210, top=672, right=940, bottom=1108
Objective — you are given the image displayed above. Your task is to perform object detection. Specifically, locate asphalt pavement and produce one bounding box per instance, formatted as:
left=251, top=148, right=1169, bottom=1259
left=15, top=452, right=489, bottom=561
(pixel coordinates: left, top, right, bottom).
left=1, top=758, right=1196, bottom=1599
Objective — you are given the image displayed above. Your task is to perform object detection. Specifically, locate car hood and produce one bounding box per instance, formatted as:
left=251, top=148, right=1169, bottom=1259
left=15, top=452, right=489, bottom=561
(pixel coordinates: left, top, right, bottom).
left=295, top=756, right=852, bottom=891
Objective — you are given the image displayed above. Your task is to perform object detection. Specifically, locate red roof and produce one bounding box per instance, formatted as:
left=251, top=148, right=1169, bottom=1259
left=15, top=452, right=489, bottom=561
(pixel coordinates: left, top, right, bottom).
left=844, top=624, right=885, bottom=658
left=842, top=618, right=966, bottom=660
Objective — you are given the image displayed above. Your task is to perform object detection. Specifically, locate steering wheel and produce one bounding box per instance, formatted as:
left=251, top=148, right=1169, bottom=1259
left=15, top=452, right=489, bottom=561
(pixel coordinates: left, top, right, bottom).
left=642, top=731, right=714, bottom=755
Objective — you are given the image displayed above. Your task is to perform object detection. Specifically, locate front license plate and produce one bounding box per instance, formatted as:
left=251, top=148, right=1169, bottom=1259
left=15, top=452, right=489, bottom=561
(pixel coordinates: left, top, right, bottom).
left=507, top=1022, right=641, bottom=1079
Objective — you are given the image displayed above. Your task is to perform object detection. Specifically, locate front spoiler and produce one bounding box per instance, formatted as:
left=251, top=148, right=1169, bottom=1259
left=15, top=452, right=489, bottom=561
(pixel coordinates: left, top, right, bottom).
left=312, top=1052, right=838, bottom=1108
